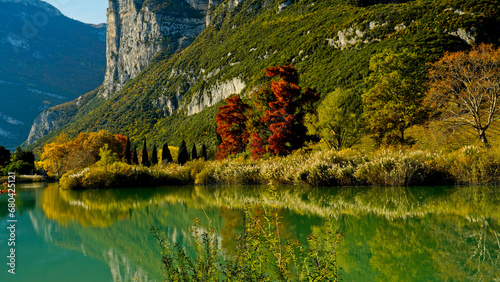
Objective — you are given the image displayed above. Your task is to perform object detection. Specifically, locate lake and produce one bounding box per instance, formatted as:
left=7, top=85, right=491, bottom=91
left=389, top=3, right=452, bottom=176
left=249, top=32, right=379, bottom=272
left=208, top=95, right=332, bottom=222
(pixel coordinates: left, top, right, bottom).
left=0, top=183, right=499, bottom=281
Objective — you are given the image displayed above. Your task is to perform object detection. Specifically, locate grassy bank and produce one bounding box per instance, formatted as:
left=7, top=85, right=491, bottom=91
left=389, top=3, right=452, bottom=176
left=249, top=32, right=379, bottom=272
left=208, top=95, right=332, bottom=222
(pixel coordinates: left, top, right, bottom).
left=0, top=174, right=47, bottom=183
left=59, top=145, right=500, bottom=189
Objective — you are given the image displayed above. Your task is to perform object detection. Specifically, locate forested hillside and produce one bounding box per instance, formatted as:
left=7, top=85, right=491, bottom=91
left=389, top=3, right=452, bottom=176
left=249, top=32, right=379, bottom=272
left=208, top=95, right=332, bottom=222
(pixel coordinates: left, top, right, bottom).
left=27, top=0, right=500, bottom=155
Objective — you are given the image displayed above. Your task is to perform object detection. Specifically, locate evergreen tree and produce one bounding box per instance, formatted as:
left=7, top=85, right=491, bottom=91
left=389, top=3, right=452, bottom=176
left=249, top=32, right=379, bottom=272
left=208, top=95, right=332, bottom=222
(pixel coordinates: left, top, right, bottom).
left=162, top=142, right=173, bottom=164
left=13, top=146, right=35, bottom=167
left=132, top=146, right=139, bottom=165
left=178, top=140, right=189, bottom=165
left=151, top=144, right=158, bottom=166
left=201, top=144, right=208, bottom=160
left=0, top=146, right=10, bottom=167
left=141, top=139, right=150, bottom=167
left=125, top=136, right=132, bottom=164
left=216, top=132, right=223, bottom=146
left=191, top=144, right=198, bottom=160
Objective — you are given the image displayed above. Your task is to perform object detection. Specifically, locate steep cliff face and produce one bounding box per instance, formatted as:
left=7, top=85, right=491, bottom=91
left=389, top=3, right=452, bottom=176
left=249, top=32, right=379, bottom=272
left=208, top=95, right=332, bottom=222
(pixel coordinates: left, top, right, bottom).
left=25, top=0, right=500, bottom=151
left=102, top=0, right=218, bottom=98
left=25, top=0, right=221, bottom=145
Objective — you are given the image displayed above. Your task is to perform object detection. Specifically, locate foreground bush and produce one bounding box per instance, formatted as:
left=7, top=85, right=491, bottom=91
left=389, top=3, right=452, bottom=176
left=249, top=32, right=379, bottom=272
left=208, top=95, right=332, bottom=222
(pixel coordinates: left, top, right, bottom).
left=151, top=199, right=341, bottom=281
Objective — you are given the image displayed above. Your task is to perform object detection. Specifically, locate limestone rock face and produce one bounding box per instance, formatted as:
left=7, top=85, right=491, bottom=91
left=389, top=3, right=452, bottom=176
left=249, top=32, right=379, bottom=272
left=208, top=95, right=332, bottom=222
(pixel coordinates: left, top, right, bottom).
left=101, top=0, right=219, bottom=98
left=185, top=78, right=246, bottom=115
left=26, top=108, right=64, bottom=145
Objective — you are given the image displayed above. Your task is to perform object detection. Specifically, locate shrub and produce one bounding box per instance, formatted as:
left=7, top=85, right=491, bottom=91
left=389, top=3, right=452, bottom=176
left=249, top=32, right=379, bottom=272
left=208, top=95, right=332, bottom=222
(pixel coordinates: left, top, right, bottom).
left=151, top=193, right=341, bottom=281
left=447, top=146, right=500, bottom=185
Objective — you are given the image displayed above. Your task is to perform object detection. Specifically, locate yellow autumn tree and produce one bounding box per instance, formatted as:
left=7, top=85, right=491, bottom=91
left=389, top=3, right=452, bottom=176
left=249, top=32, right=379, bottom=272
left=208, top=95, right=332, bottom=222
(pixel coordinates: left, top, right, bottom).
left=40, top=134, right=71, bottom=178
left=40, top=130, right=124, bottom=177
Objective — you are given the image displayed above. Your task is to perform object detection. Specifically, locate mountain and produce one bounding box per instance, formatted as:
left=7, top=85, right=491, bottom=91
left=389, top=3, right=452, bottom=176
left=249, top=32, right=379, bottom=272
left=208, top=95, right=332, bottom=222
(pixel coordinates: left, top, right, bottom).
left=0, top=0, right=106, bottom=148
left=26, top=0, right=500, bottom=154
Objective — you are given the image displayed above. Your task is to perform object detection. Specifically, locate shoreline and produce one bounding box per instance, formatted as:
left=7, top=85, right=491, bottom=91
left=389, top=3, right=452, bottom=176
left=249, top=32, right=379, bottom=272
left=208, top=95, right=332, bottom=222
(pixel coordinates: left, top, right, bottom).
left=58, top=146, right=500, bottom=190
left=0, top=175, right=48, bottom=183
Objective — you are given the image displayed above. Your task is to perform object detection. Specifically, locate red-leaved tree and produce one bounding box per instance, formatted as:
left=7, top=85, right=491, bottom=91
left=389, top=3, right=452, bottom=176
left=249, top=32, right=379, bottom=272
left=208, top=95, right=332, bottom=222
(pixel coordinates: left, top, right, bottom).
left=216, top=95, right=251, bottom=160
left=249, top=130, right=266, bottom=159
left=259, top=65, right=319, bottom=155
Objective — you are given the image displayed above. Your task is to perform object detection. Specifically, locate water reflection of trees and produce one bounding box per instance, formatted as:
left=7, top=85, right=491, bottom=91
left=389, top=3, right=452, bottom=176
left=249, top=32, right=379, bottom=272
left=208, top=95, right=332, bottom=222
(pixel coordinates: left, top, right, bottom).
left=37, top=184, right=500, bottom=281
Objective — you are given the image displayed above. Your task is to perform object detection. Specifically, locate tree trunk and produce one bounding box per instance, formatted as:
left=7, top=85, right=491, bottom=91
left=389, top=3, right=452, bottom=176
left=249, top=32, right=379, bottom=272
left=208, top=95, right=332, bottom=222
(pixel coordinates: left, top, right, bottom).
left=478, top=129, right=491, bottom=149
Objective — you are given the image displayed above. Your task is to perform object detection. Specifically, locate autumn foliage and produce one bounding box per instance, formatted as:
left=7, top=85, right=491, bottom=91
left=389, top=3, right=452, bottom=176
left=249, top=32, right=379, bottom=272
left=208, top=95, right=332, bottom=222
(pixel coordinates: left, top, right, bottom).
left=216, top=95, right=251, bottom=160
left=260, top=65, right=319, bottom=156
left=40, top=130, right=125, bottom=177
left=426, top=43, right=500, bottom=148
left=215, top=65, right=319, bottom=160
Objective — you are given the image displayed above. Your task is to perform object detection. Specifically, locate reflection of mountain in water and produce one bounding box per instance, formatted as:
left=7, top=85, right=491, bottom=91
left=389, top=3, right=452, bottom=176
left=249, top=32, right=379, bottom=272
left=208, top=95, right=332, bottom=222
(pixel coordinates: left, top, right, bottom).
left=30, top=184, right=227, bottom=281
left=30, top=183, right=500, bottom=281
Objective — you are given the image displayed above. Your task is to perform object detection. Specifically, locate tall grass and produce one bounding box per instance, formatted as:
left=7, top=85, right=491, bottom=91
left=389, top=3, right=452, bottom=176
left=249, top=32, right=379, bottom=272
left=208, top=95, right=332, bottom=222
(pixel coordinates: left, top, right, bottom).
left=60, top=146, right=500, bottom=189
left=151, top=190, right=341, bottom=281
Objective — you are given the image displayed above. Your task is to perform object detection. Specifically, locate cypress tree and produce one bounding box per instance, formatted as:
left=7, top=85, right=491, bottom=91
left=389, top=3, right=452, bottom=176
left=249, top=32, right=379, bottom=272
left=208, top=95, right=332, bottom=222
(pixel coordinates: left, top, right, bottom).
left=216, top=132, right=223, bottom=146
left=125, top=136, right=132, bottom=164
left=132, top=146, right=139, bottom=165
left=162, top=142, right=173, bottom=164
left=0, top=146, right=10, bottom=167
left=191, top=144, right=198, bottom=160
left=151, top=144, right=158, bottom=166
left=201, top=144, right=208, bottom=160
left=178, top=140, right=189, bottom=165
left=141, top=139, right=150, bottom=167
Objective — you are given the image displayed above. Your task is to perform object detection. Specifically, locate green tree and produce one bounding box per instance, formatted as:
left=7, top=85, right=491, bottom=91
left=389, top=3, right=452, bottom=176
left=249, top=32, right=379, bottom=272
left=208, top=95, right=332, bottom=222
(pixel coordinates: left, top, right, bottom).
left=201, top=144, right=208, bottom=160
left=306, top=89, right=363, bottom=150
left=362, top=48, right=428, bottom=145
left=161, top=142, right=173, bottom=164
left=125, top=136, right=132, bottom=164
left=132, top=146, right=139, bottom=165
left=178, top=140, right=189, bottom=165
left=151, top=144, right=158, bottom=166
left=97, top=144, right=118, bottom=170
left=191, top=144, right=198, bottom=160
left=13, top=146, right=35, bottom=167
left=4, top=161, right=34, bottom=175
left=141, top=140, right=150, bottom=167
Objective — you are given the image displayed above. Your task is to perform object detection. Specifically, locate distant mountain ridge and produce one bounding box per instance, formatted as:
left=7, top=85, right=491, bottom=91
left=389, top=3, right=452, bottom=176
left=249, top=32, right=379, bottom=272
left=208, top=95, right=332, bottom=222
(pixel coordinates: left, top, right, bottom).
left=25, top=0, right=500, bottom=153
left=0, top=0, right=106, bottom=148
left=0, top=0, right=62, bottom=16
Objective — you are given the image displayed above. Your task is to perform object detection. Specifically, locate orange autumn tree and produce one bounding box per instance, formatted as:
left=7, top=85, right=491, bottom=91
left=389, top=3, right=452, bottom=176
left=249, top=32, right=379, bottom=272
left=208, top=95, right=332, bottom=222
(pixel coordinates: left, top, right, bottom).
left=259, top=65, right=319, bottom=156
left=216, top=95, right=251, bottom=160
left=426, top=43, right=500, bottom=148
left=114, top=134, right=128, bottom=159
left=41, top=130, right=125, bottom=177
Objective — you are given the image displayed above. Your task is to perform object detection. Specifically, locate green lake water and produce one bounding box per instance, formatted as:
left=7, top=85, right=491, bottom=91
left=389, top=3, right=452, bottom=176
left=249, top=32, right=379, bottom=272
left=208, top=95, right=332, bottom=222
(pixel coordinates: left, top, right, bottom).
left=0, top=183, right=499, bottom=281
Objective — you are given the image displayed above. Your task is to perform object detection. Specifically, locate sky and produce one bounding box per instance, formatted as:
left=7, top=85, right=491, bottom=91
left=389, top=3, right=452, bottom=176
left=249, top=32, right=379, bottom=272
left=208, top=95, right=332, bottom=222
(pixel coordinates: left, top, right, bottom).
left=42, top=0, right=108, bottom=24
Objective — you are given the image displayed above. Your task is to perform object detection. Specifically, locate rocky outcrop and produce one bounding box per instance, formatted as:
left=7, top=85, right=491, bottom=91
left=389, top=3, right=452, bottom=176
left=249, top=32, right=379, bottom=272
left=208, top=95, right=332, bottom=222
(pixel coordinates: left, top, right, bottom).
left=185, top=77, right=246, bottom=115
left=450, top=28, right=476, bottom=45
left=26, top=108, right=68, bottom=145
left=101, top=0, right=220, bottom=98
